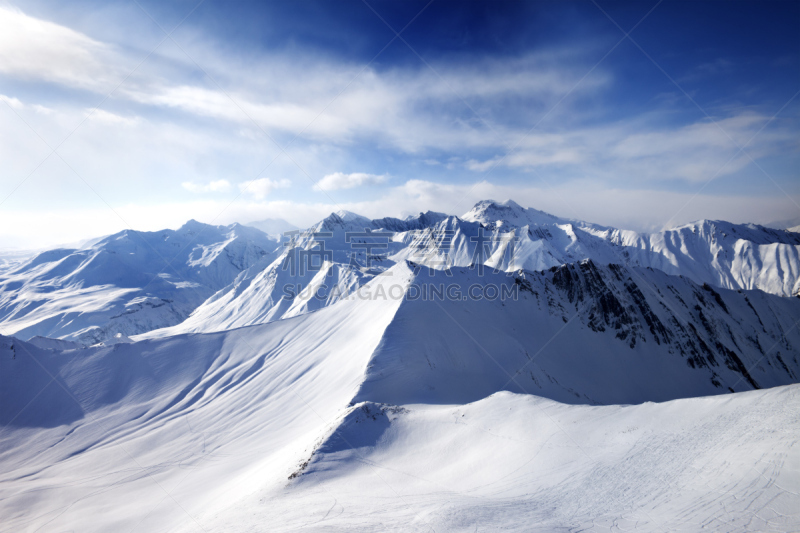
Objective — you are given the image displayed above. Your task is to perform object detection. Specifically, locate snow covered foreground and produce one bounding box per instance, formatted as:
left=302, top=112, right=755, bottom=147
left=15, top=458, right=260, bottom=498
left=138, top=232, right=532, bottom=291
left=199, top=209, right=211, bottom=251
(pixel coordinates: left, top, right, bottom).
left=196, top=388, right=800, bottom=533
left=1, top=263, right=799, bottom=532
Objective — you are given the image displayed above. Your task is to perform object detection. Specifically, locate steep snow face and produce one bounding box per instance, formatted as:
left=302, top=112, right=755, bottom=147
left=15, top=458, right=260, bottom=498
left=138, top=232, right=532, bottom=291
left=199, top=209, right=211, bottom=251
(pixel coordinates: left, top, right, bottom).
left=154, top=257, right=800, bottom=406
left=354, top=261, right=800, bottom=406
left=0, top=221, right=281, bottom=344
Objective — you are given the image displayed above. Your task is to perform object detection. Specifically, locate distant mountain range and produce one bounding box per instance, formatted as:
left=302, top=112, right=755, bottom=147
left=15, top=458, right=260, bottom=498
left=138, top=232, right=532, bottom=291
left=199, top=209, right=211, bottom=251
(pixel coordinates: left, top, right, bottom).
left=0, top=221, right=280, bottom=343
left=244, top=217, right=298, bottom=237
left=1, top=200, right=797, bottom=345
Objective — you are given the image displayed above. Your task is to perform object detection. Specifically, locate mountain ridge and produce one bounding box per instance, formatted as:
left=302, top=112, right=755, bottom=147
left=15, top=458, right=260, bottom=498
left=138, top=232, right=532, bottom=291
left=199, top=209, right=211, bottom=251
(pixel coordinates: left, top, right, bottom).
left=350, top=260, right=799, bottom=406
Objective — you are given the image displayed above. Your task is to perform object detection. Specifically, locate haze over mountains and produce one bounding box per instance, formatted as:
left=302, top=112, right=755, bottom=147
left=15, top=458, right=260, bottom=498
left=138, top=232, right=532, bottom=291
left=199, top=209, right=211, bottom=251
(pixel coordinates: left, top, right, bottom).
left=1, top=200, right=799, bottom=532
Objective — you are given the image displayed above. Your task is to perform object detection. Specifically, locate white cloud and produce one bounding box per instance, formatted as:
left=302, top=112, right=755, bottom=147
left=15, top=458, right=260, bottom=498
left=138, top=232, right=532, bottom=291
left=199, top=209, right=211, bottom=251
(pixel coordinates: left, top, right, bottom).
left=0, top=6, right=119, bottom=91
left=3, top=5, right=793, bottom=187
left=314, top=172, right=387, bottom=191
left=239, top=178, right=291, bottom=200
left=182, top=180, right=231, bottom=193
left=89, top=108, right=139, bottom=126
left=1, top=93, right=53, bottom=114
left=0, top=6, right=796, bottom=250
left=0, top=94, right=23, bottom=109
left=464, top=112, right=793, bottom=183
left=465, top=159, right=497, bottom=172
left=0, top=7, right=612, bottom=153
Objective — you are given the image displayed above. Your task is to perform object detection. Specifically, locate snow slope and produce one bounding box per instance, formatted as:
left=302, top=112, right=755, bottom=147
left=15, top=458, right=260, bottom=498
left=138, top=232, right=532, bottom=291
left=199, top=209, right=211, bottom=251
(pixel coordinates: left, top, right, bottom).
left=1, top=261, right=798, bottom=531
left=206, top=387, right=800, bottom=532
left=355, top=261, right=800, bottom=405
left=0, top=268, right=413, bottom=532
left=0, top=221, right=281, bottom=344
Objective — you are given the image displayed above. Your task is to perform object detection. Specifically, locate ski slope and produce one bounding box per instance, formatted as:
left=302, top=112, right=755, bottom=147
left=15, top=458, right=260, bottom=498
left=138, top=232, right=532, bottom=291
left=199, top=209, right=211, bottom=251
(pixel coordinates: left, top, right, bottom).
left=1, top=261, right=799, bottom=531
left=199, top=387, right=800, bottom=533
left=0, top=268, right=412, bottom=532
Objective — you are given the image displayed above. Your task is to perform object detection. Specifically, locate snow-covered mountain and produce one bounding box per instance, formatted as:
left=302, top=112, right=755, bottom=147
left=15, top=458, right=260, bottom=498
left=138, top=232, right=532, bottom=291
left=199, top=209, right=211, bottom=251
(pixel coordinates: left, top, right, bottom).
left=140, top=209, right=449, bottom=337
left=463, top=199, right=800, bottom=297
left=148, top=258, right=800, bottom=402
left=2, top=260, right=798, bottom=531
left=353, top=261, right=800, bottom=405
left=0, top=221, right=281, bottom=344
left=1, top=200, right=798, bottom=345
left=2, top=201, right=800, bottom=531
left=140, top=201, right=800, bottom=338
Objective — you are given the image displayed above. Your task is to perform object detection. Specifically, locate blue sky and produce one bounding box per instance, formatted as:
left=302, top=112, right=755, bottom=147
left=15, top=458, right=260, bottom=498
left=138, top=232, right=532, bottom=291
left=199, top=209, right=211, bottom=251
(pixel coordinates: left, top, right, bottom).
left=0, top=0, right=798, bottom=248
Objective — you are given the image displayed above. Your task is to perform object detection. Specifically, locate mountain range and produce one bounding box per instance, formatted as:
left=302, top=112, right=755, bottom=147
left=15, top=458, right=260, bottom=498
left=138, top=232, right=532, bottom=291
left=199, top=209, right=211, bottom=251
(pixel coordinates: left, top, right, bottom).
left=1, top=200, right=798, bottom=345
left=1, top=200, right=799, bottom=532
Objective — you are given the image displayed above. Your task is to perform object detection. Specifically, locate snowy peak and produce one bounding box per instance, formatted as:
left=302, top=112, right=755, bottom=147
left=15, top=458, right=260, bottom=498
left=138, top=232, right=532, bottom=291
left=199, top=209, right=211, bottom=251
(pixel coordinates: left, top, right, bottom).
left=313, top=209, right=450, bottom=234
left=4, top=198, right=800, bottom=346
left=143, top=201, right=800, bottom=339
left=334, top=209, right=366, bottom=222
left=177, top=218, right=208, bottom=233
left=372, top=210, right=448, bottom=232
left=462, top=199, right=564, bottom=230
left=314, top=211, right=375, bottom=232
left=406, top=210, right=448, bottom=224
